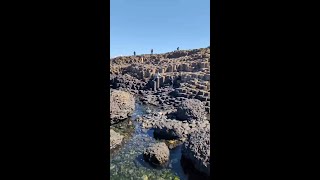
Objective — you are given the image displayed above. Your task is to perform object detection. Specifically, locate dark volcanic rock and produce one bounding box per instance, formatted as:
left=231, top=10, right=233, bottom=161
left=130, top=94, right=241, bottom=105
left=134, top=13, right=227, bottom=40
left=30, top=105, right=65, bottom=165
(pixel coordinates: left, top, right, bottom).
left=182, top=129, right=210, bottom=176
left=138, top=112, right=210, bottom=140
left=153, top=121, right=185, bottom=140
left=110, top=74, right=146, bottom=90
left=110, top=90, right=135, bottom=124
left=154, top=126, right=183, bottom=140
left=143, top=142, right=170, bottom=166
left=176, top=99, right=207, bottom=122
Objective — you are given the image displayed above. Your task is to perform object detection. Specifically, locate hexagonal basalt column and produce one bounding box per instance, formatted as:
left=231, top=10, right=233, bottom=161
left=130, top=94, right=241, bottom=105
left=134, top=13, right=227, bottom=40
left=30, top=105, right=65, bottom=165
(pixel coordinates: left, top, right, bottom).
left=190, top=85, right=196, bottom=89
left=186, top=75, right=192, bottom=81
left=163, top=76, right=169, bottom=83
left=192, top=89, right=198, bottom=95
left=159, top=76, right=165, bottom=85
left=204, top=74, right=210, bottom=81
left=206, top=101, right=210, bottom=107
left=200, top=62, right=206, bottom=68
left=151, top=68, right=156, bottom=74
left=197, top=95, right=206, bottom=101
left=145, top=71, right=150, bottom=78
left=191, top=74, right=197, bottom=78
left=182, top=64, right=187, bottom=71
left=205, top=106, right=210, bottom=113
left=153, top=81, right=157, bottom=91
left=156, top=78, right=160, bottom=89
left=198, top=90, right=204, bottom=96
left=173, top=64, right=177, bottom=72
left=177, top=88, right=183, bottom=92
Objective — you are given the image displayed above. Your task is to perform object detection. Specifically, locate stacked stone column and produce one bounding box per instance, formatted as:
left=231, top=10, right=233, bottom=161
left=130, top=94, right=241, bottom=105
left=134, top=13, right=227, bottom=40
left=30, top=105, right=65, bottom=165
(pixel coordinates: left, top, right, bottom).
left=156, top=77, right=160, bottom=89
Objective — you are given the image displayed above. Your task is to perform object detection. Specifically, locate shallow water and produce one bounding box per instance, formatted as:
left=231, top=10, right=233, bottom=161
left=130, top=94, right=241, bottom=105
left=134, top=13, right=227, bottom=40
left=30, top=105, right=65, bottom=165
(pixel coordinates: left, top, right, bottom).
left=110, top=102, right=189, bottom=180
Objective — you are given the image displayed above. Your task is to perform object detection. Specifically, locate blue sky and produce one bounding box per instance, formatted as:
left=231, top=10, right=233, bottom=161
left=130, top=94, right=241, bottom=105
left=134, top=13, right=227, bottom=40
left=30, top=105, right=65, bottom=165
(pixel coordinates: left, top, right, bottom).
left=110, top=0, right=210, bottom=58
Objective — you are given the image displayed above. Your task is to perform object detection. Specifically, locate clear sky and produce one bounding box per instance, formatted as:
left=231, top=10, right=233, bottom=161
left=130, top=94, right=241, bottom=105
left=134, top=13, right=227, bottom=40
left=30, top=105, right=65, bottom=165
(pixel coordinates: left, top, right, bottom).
left=110, top=0, right=210, bottom=58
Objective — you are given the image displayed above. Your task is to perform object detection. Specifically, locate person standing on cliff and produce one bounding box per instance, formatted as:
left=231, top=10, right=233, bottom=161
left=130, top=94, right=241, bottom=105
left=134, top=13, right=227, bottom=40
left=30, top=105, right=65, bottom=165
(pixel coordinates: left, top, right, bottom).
left=134, top=51, right=136, bottom=56
left=151, top=49, right=153, bottom=55
left=177, top=47, right=179, bottom=51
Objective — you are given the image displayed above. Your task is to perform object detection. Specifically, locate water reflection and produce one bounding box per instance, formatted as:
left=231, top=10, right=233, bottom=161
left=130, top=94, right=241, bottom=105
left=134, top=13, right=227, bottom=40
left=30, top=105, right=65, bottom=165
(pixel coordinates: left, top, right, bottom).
left=110, top=102, right=188, bottom=180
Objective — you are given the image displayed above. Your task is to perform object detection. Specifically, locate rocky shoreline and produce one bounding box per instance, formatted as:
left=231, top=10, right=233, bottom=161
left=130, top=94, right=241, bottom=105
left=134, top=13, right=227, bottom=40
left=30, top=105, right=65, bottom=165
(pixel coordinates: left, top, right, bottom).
left=110, top=47, right=211, bottom=179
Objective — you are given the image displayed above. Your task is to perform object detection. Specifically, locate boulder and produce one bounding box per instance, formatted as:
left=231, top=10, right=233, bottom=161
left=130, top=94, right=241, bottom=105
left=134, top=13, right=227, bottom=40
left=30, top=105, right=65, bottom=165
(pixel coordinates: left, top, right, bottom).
left=176, top=99, right=207, bottom=122
left=110, top=90, right=135, bottom=124
left=153, top=121, right=185, bottom=140
left=143, top=142, right=170, bottom=166
left=110, top=129, right=124, bottom=150
left=181, top=129, right=210, bottom=176
left=154, top=126, right=183, bottom=140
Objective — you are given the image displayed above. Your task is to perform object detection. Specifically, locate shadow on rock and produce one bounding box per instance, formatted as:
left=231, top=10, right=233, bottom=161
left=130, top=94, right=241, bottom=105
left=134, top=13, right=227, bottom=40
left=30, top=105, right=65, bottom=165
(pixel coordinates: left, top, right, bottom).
left=181, top=156, right=210, bottom=180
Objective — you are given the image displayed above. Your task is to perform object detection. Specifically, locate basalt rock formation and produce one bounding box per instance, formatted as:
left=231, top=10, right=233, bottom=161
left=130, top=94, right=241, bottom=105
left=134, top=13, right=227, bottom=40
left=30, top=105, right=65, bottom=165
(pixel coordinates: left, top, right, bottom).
left=182, top=129, right=210, bottom=177
left=143, top=142, right=170, bottom=166
left=110, top=129, right=124, bottom=150
left=110, top=47, right=211, bottom=113
left=110, top=47, right=212, bottom=178
left=110, top=90, right=135, bottom=124
left=176, top=99, right=207, bottom=123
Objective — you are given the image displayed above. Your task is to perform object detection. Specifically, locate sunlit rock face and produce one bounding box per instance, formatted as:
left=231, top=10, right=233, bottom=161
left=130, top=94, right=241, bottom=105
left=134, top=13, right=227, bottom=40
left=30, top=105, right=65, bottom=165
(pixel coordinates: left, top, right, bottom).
left=110, top=90, right=135, bottom=125
left=143, top=142, right=170, bottom=166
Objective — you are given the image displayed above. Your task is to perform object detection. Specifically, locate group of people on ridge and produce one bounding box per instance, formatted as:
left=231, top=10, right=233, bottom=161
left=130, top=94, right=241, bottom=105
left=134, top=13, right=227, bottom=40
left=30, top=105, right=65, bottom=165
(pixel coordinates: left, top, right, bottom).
left=133, top=47, right=179, bottom=56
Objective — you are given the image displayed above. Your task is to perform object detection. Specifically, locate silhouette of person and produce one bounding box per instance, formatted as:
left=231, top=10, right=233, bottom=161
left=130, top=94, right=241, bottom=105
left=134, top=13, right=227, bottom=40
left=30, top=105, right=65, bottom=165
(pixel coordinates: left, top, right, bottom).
left=151, top=49, right=153, bottom=55
left=134, top=51, right=136, bottom=56
left=177, top=47, right=179, bottom=51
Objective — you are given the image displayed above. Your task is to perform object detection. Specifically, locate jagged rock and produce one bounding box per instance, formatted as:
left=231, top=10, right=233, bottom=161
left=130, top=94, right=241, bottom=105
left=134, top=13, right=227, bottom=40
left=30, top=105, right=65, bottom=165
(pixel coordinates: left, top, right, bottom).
left=167, top=51, right=189, bottom=59
left=110, top=48, right=210, bottom=95
left=175, top=99, right=207, bottom=122
left=110, top=90, right=135, bottom=124
left=153, top=121, right=185, bottom=140
left=154, top=126, right=183, bottom=140
left=181, top=129, right=210, bottom=176
left=143, top=142, right=170, bottom=166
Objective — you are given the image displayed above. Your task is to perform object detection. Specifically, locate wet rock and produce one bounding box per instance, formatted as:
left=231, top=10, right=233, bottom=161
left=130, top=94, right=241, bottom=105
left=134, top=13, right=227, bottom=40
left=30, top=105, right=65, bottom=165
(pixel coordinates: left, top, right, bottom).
left=181, top=129, right=210, bottom=176
left=142, top=122, right=153, bottom=129
left=110, top=129, right=124, bottom=150
left=153, top=122, right=184, bottom=140
left=166, top=140, right=183, bottom=150
left=154, top=128, right=180, bottom=140
left=110, top=90, right=135, bottom=125
left=138, top=112, right=209, bottom=142
left=143, top=142, right=170, bottom=166
left=141, top=175, right=148, bottom=180
left=176, top=99, right=207, bottom=122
